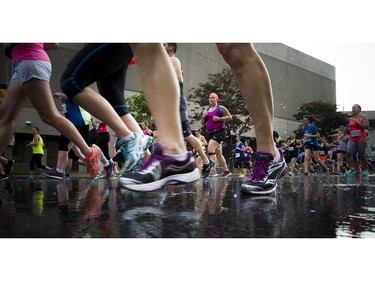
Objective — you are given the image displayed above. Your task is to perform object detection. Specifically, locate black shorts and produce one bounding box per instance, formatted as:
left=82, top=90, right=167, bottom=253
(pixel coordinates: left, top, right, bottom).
left=208, top=128, right=227, bottom=144
left=304, top=144, right=320, bottom=151
left=60, top=43, right=133, bottom=117
left=181, top=119, right=192, bottom=138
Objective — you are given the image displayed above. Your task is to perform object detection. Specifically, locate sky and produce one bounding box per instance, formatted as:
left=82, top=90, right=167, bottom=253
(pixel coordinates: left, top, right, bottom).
left=284, top=43, right=375, bottom=112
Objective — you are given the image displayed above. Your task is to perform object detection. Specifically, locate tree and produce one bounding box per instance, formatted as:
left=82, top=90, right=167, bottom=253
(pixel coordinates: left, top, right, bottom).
left=293, top=100, right=349, bottom=141
left=188, top=67, right=253, bottom=135
left=125, top=90, right=152, bottom=124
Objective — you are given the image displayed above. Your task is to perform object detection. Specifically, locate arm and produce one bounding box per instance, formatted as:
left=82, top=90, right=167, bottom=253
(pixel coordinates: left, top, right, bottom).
left=213, top=106, right=233, bottom=122
left=354, top=114, right=369, bottom=130
left=170, top=57, right=183, bottom=84
left=201, top=110, right=208, bottom=126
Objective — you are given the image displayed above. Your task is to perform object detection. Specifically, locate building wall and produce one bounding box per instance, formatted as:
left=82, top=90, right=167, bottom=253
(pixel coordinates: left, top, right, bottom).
left=0, top=43, right=338, bottom=171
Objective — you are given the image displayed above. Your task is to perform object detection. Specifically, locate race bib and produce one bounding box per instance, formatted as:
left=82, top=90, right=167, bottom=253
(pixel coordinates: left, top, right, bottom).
left=319, top=151, right=325, bottom=155
left=235, top=153, right=240, bottom=158
left=288, top=147, right=294, bottom=151
left=351, top=130, right=361, bottom=137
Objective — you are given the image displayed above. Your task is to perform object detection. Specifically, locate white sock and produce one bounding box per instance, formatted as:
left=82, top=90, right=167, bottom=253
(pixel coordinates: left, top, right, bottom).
left=274, top=148, right=281, bottom=162
left=56, top=168, right=64, bottom=173
left=103, top=160, right=110, bottom=167
left=164, top=152, right=187, bottom=161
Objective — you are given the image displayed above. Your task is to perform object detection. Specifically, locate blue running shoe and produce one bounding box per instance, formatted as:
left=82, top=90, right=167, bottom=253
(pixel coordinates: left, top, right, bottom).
left=119, top=133, right=152, bottom=173
left=240, top=150, right=288, bottom=195
left=362, top=169, right=369, bottom=177
left=119, top=143, right=200, bottom=192
left=345, top=168, right=356, bottom=176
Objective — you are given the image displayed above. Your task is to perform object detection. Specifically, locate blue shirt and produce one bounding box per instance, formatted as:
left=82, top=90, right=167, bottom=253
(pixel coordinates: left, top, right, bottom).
left=303, top=123, right=319, bottom=147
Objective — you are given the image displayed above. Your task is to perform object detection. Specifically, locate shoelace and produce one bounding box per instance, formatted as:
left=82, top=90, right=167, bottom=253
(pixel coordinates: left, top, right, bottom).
left=249, top=159, right=271, bottom=181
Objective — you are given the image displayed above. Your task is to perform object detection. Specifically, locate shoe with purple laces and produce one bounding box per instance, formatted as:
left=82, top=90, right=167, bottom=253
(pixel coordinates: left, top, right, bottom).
left=43, top=169, right=66, bottom=180
left=119, top=143, right=200, bottom=192
left=240, top=150, right=288, bottom=195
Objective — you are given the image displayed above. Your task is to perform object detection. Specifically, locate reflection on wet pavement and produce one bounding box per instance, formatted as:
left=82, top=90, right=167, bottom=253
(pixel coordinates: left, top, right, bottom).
left=1, top=174, right=375, bottom=238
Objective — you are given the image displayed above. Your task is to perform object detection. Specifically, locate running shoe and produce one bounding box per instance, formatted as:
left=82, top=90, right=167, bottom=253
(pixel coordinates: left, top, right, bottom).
left=345, top=168, right=356, bottom=177
left=4, top=159, right=14, bottom=175
left=221, top=170, right=232, bottom=178
left=209, top=170, right=219, bottom=177
left=118, top=133, right=152, bottom=174
left=0, top=174, right=8, bottom=181
left=240, top=150, right=288, bottom=196
left=85, top=145, right=101, bottom=178
left=362, top=169, right=369, bottom=177
left=95, top=172, right=104, bottom=179
left=104, top=159, right=114, bottom=178
left=119, top=143, right=200, bottom=192
left=201, top=159, right=215, bottom=178
left=43, top=169, right=66, bottom=180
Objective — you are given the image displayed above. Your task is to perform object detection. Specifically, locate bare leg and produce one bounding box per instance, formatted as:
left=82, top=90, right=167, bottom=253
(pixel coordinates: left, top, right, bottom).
left=0, top=82, right=27, bottom=156
left=130, top=43, right=185, bottom=154
left=23, top=80, right=93, bottom=157
left=72, top=87, right=133, bottom=139
left=217, top=43, right=275, bottom=156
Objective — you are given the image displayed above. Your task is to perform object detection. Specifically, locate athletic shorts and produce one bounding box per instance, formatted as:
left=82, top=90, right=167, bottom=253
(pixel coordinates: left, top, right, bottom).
left=11, top=60, right=51, bottom=84
left=208, top=128, right=227, bottom=144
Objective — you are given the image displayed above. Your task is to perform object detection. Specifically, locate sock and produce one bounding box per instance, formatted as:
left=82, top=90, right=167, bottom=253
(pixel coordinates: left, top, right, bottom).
left=56, top=168, right=64, bottom=173
left=164, top=152, right=187, bottom=161
left=274, top=148, right=281, bottom=162
left=103, top=160, right=110, bottom=167
left=203, top=160, right=210, bottom=165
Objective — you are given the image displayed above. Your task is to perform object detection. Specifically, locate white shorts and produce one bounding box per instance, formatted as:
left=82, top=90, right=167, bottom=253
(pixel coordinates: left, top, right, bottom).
left=11, top=60, right=51, bottom=84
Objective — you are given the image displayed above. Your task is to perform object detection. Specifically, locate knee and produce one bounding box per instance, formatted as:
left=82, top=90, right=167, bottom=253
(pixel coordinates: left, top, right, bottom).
left=60, top=74, right=83, bottom=100
left=217, top=43, right=243, bottom=67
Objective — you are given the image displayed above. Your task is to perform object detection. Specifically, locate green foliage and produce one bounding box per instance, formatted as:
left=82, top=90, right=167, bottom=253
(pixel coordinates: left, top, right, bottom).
left=189, top=67, right=253, bottom=134
left=125, top=90, right=152, bottom=124
left=293, top=100, right=349, bottom=141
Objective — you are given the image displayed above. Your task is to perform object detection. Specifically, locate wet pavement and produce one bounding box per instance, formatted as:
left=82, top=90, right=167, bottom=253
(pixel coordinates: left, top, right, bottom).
left=1, top=174, right=375, bottom=238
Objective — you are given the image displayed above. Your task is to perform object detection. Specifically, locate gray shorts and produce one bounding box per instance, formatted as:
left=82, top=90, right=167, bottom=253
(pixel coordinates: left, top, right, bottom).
left=11, top=60, right=51, bottom=84
left=346, top=140, right=367, bottom=161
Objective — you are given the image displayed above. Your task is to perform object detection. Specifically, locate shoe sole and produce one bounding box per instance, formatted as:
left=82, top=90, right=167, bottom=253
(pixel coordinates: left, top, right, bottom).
left=43, top=174, right=64, bottom=180
left=119, top=168, right=200, bottom=192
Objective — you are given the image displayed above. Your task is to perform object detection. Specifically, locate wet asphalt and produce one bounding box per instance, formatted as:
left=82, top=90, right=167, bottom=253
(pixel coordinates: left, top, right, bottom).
left=1, top=173, right=375, bottom=238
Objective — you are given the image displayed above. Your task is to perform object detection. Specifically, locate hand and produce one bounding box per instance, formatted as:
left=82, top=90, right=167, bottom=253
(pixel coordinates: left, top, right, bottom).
left=53, top=91, right=68, bottom=101
left=213, top=116, right=221, bottom=122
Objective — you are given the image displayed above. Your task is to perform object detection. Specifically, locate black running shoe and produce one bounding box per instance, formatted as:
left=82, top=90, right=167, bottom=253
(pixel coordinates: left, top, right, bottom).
left=4, top=159, right=14, bottom=176
left=201, top=159, right=215, bottom=178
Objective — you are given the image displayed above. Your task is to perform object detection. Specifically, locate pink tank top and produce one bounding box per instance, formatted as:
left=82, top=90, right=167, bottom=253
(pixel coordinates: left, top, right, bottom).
left=348, top=116, right=366, bottom=141
left=11, top=43, right=50, bottom=65
left=205, top=107, right=225, bottom=133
